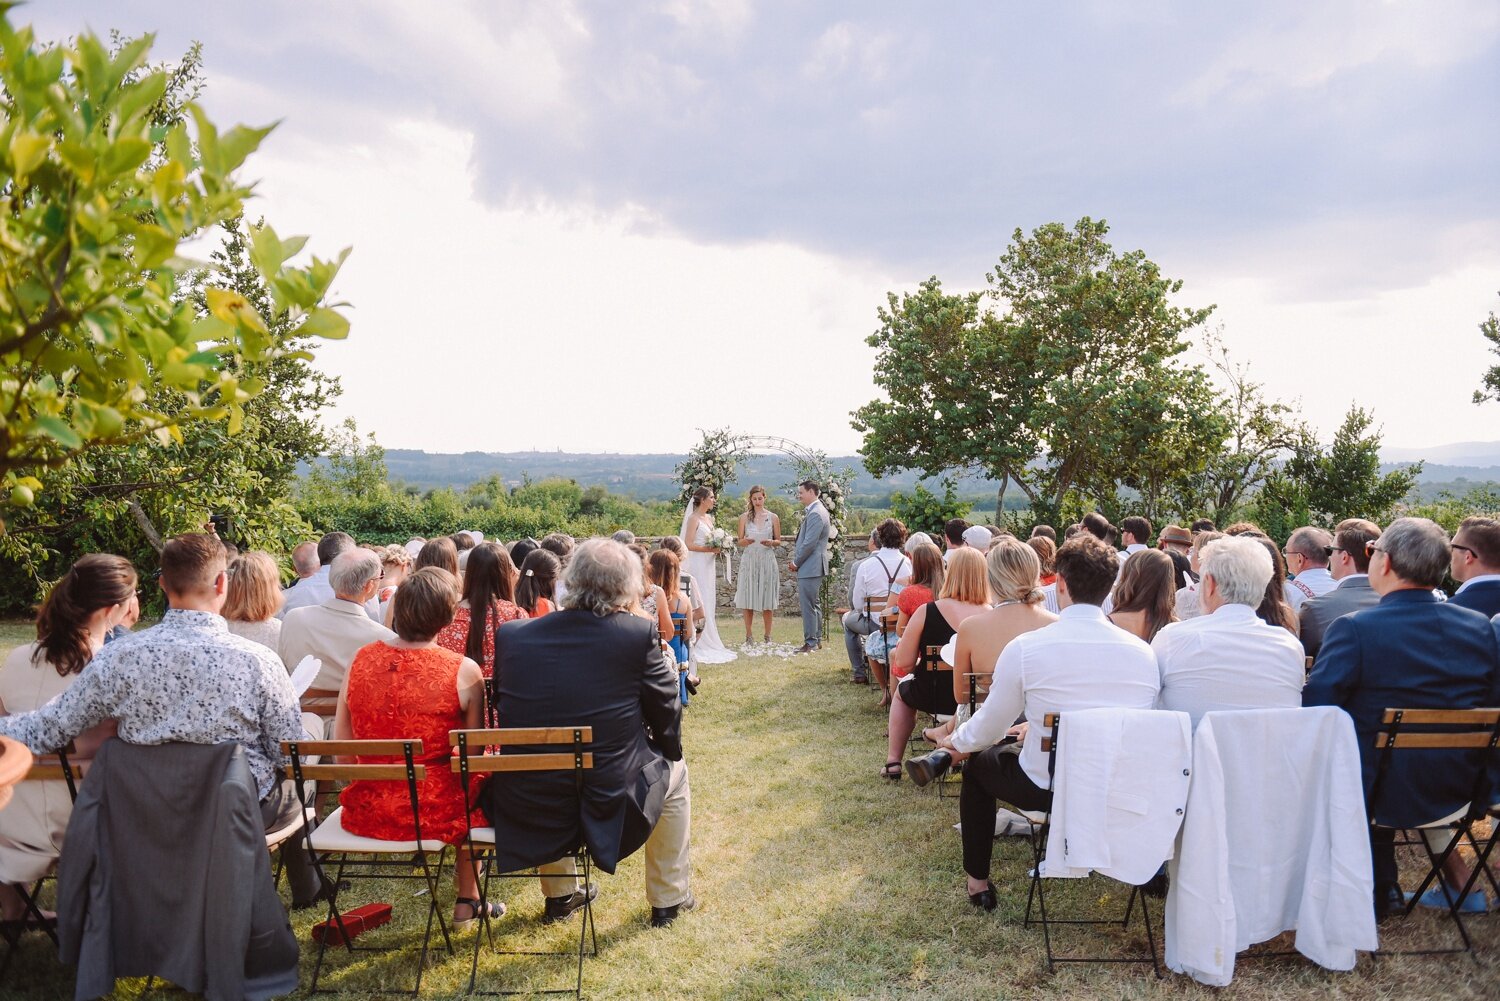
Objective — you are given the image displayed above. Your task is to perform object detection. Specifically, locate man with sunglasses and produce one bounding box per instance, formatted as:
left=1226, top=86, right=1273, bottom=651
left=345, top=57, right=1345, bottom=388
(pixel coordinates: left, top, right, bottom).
left=1298, top=519, right=1382, bottom=658
left=1305, top=517, right=1500, bottom=917
left=1449, top=516, right=1500, bottom=618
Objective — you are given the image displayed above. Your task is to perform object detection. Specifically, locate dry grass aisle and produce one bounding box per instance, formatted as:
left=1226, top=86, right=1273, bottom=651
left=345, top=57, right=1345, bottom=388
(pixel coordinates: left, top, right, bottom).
left=0, top=616, right=1497, bottom=998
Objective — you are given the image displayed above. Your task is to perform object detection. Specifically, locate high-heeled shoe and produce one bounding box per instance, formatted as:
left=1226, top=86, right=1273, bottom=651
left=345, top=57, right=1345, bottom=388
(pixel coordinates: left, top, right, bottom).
left=905, top=749, right=952, bottom=787
left=969, top=880, right=997, bottom=911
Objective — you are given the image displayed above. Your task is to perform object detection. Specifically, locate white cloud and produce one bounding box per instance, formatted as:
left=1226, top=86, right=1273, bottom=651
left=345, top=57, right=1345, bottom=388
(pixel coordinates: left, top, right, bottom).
left=1178, top=0, right=1500, bottom=105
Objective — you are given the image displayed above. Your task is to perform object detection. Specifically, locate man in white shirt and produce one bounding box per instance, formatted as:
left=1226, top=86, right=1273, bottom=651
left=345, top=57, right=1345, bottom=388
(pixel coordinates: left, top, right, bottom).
left=941, top=518, right=970, bottom=566
left=279, top=549, right=395, bottom=731
left=842, top=520, right=910, bottom=684
left=288, top=541, right=319, bottom=583
left=928, top=534, right=1160, bottom=909
left=1282, top=526, right=1336, bottom=610
left=1118, top=515, right=1152, bottom=562
left=278, top=531, right=382, bottom=622
left=1299, top=519, right=1381, bottom=657
left=1153, top=536, right=1305, bottom=726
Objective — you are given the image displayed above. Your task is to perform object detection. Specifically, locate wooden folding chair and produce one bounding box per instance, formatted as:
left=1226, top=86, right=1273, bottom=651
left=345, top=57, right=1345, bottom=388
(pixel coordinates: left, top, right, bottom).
left=862, top=596, right=892, bottom=695
left=908, top=643, right=952, bottom=752
left=283, top=739, right=454, bottom=994
left=0, top=750, right=80, bottom=980
left=1368, top=707, right=1500, bottom=957
left=1022, top=712, right=1162, bottom=975
left=450, top=727, right=597, bottom=998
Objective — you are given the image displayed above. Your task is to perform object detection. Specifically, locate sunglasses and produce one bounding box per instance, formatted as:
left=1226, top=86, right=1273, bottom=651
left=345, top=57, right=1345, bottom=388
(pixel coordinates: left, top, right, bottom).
left=1322, top=546, right=1344, bottom=557
left=1364, top=541, right=1383, bottom=558
left=1452, top=543, right=1475, bottom=557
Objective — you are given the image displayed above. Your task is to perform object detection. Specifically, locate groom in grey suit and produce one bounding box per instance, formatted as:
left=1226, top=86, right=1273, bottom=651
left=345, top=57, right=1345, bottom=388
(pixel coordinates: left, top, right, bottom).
left=789, top=480, right=831, bottom=653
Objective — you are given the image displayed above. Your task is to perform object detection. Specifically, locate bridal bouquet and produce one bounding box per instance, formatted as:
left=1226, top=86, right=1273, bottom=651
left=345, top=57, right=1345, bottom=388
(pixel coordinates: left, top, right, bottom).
left=706, top=527, right=734, bottom=552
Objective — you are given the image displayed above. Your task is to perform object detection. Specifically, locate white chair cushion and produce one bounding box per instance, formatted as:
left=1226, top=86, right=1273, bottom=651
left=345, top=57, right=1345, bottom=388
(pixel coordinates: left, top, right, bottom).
left=265, top=805, right=316, bottom=849
left=461, top=826, right=496, bottom=845
left=308, top=806, right=448, bottom=853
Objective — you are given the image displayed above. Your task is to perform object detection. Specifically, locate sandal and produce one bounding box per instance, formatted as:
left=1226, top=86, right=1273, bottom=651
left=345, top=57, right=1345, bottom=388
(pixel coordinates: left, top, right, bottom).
left=921, top=725, right=945, bottom=744
left=452, top=896, right=506, bottom=933
left=880, top=761, right=902, bottom=781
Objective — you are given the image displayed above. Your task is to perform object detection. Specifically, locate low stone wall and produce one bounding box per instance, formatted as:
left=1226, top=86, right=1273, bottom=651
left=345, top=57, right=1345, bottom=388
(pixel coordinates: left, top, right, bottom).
left=636, top=536, right=870, bottom=616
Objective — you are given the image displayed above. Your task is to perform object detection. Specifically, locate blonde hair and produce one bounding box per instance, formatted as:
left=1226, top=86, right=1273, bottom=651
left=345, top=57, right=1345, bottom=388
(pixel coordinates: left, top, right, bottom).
left=223, top=551, right=283, bottom=623
left=379, top=544, right=414, bottom=572
left=940, top=547, right=989, bottom=606
left=987, top=538, right=1044, bottom=605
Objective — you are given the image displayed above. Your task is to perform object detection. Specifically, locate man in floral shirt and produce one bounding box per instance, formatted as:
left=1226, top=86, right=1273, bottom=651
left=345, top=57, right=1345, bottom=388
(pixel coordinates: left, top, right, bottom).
left=0, top=533, right=325, bottom=907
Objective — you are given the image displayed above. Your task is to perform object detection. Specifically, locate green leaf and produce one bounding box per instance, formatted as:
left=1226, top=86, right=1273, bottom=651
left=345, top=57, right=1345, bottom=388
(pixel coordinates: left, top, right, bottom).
left=100, top=137, right=152, bottom=178
left=33, top=415, right=82, bottom=449
left=8, top=129, right=49, bottom=182
left=217, top=122, right=276, bottom=174
left=133, top=224, right=177, bottom=268
left=297, top=307, right=350, bottom=340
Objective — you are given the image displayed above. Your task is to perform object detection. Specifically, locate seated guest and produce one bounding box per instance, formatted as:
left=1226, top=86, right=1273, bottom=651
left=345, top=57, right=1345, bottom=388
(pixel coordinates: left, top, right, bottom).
left=1176, top=530, right=1223, bottom=620
left=1029, top=525, right=1057, bottom=542
left=1108, top=548, right=1177, bottom=642
left=288, top=541, right=319, bottom=584
left=936, top=534, right=1160, bottom=908
left=867, top=542, right=945, bottom=707
left=1449, top=516, right=1500, bottom=617
left=912, top=539, right=1057, bottom=754
left=279, top=549, right=395, bottom=729
left=0, top=555, right=133, bottom=921
left=416, top=536, right=460, bottom=577
left=942, top=518, right=971, bottom=563
left=612, top=530, right=637, bottom=545
left=1191, top=518, right=1216, bottom=534
left=508, top=538, right=541, bottom=573
left=843, top=519, right=910, bottom=686
left=1254, top=537, right=1300, bottom=636
left=0, top=534, right=325, bottom=907
left=1081, top=511, right=1115, bottom=546
left=450, top=531, right=477, bottom=556
left=1152, top=537, right=1305, bottom=726
left=961, top=524, right=994, bottom=555
left=223, top=551, right=284, bottom=651
left=1028, top=536, right=1059, bottom=613
left=516, top=550, right=562, bottom=617
left=1283, top=527, right=1336, bottom=610
left=1157, top=524, right=1192, bottom=557
left=1224, top=521, right=1266, bottom=537
left=647, top=551, right=697, bottom=703
left=656, top=537, right=703, bottom=634
left=1118, top=515, right=1153, bottom=562
left=1299, top=519, right=1381, bottom=657
left=1305, top=517, right=1500, bottom=917
left=279, top=531, right=381, bottom=621
left=482, top=539, right=690, bottom=927
left=882, top=548, right=989, bottom=780
left=334, top=567, right=502, bottom=931
left=376, top=544, right=413, bottom=611
left=540, top=534, right=576, bottom=604
left=434, top=542, right=528, bottom=679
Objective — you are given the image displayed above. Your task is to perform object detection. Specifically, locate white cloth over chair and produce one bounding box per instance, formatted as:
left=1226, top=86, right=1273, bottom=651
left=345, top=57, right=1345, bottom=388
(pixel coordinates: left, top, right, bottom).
left=308, top=806, right=449, bottom=854
left=1040, top=707, right=1192, bottom=885
left=1165, top=707, right=1377, bottom=987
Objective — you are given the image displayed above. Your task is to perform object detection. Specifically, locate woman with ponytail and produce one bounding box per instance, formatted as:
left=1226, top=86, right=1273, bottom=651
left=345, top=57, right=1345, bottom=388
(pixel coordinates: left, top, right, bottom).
left=0, top=553, right=136, bottom=920
left=515, top=550, right=560, bottom=618
left=434, top=542, right=528, bottom=678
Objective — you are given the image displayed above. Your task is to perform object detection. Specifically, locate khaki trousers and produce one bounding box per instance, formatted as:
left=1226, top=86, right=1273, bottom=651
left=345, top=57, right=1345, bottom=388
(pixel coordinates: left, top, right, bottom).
left=535, top=758, right=692, bottom=907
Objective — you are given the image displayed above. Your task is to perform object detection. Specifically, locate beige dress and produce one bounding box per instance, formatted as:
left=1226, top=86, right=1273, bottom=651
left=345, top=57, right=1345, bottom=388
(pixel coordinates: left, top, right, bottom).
left=0, top=644, right=111, bottom=882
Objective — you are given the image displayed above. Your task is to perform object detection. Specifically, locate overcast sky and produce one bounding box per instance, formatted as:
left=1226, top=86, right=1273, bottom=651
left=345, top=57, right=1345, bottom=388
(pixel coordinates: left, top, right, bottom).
left=38, top=2, right=1500, bottom=455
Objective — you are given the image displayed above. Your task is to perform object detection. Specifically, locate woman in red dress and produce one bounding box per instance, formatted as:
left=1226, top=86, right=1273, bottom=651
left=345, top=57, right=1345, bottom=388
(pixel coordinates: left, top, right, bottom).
left=515, top=550, right=560, bottom=618
left=335, top=567, right=501, bottom=931
left=434, top=542, right=528, bottom=678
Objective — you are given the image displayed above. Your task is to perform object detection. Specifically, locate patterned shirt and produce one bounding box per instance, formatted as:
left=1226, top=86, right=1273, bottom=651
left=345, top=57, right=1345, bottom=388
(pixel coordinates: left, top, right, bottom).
left=0, top=609, right=302, bottom=799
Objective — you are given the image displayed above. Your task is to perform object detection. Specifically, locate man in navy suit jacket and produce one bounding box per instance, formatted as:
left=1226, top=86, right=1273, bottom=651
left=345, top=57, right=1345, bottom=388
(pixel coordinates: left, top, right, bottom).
left=1449, top=516, right=1500, bottom=619
left=1305, top=517, right=1500, bottom=918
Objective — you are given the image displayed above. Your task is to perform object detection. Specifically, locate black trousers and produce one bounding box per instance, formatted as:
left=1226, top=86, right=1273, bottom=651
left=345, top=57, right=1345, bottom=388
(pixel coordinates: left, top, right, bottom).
left=262, top=778, right=320, bottom=904
left=959, top=745, right=1052, bottom=882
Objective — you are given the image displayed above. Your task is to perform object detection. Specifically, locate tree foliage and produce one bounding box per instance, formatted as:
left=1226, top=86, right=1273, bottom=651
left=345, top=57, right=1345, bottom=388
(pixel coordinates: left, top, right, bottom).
left=888, top=479, right=971, bottom=538
left=0, top=17, right=350, bottom=521
left=1475, top=291, right=1500, bottom=405
left=1251, top=405, right=1421, bottom=532
left=853, top=218, right=1226, bottom=526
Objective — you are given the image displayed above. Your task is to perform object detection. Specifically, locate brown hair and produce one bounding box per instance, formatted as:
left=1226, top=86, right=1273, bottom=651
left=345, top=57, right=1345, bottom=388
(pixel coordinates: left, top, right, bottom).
left=392, top=567, right=459, bottom=642
left=34, top=554, right=137, bottom=676
left=415, top=536, right=459, bottom=576
left=658, top=536, right=687, bottom=559
left=1055, top=534, right=1119, bottom=606
left=1224, top=521, right=1266, bottom=538
left=1457, top=516, right=1500, bottom=567
left=1026, top=535, right=1057, bottom=576
left=873, top=517, right=908, bottom=551
left=646, top=549, right=681, bottom=597
left=515, top=549, right=561, bottom=615
left=940, top=547, right=990, bottom=605
left=1333, top=518, right=1381, bottom=574
left=691, top=486, right=714, bottom=509
left=743, top=485, right=768, bottom=524
left=460, top=542, right=517, bottom=662
left=160, top=533, right=227, bottom=595
left=908, top=542, right=945, bottom=596
left=223, top=551, right=283, bottom=623
left=1254, top=537, right=1299, bottom=635
left=1110, top=549, right=1177, bottom=641
left=450, top=532, right=476, bottom=552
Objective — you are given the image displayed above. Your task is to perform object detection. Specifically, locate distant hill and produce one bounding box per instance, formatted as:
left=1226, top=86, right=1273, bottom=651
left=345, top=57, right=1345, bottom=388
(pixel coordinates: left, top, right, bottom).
left=355, top=444, right=1500, bottom=505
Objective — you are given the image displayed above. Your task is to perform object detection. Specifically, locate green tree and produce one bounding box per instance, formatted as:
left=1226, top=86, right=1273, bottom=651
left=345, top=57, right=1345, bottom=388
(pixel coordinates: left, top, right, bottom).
left=1253, top=406, right=1421, bottom=531
left=0, top=18, right=350, bottom=521
left=853, top=218, right=1225, bottom=525
left=888, top=479, right=970, bottom=538
left=1475, top=291, right=1499, bottom=405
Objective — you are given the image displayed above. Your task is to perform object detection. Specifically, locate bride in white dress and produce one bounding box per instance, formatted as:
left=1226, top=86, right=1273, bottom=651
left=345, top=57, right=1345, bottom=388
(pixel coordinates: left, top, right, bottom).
left=680, top=487, right=738, bottom=664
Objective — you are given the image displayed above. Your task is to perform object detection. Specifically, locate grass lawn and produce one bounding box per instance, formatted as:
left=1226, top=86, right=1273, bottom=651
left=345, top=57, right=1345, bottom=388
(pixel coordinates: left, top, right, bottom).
left=0, top=615, right=1496, bottom=999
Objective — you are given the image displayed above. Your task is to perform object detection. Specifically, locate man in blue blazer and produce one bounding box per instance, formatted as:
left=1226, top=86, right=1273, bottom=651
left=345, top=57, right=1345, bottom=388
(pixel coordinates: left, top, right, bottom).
left=1449, top=516, right=1500, bottom=619
left=1305, top=517, right=1500, bottom=918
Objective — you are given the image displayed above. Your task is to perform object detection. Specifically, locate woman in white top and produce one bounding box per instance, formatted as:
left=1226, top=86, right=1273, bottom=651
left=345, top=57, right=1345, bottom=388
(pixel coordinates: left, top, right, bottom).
left=223, top=551, right=283, bottom=651
left=0, top=554, right=135, bottom=921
